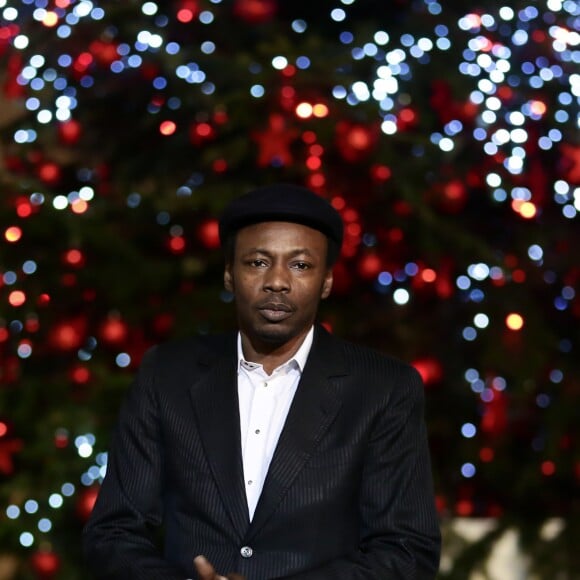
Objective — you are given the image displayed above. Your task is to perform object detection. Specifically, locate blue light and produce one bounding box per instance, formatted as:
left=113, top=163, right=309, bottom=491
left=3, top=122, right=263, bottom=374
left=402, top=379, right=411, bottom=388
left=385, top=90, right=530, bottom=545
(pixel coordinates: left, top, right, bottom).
left=462, top=327, right=477, bottom=341
left=339, top=31, right=354, bottom=44
left=461, top=463, right=476, bottom=478
left=153, top=76, right=167, bottom=89
left=461, top=423, right=477, bottom=438
left=296, top=56, right=310, bottom=69
left=378, top=272, right=393, bottom=286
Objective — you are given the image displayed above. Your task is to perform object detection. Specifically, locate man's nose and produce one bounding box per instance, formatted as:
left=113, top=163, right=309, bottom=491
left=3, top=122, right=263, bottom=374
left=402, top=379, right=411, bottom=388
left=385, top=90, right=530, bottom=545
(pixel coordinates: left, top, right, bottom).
left=263, top=264, right=290, bottom=292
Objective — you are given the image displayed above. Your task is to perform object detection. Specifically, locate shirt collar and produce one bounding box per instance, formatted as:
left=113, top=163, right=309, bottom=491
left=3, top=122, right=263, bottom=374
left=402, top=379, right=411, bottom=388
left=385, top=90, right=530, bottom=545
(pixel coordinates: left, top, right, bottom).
left=237, top=326, right=314, bottom=374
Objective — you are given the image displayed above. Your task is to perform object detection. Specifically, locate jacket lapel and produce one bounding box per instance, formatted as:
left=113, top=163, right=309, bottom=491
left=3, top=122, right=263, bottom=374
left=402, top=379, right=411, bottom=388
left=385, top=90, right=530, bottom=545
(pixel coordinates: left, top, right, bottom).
left=247, top=326, right=348, bottom=538
left=189, top=336, right=250, bottom=538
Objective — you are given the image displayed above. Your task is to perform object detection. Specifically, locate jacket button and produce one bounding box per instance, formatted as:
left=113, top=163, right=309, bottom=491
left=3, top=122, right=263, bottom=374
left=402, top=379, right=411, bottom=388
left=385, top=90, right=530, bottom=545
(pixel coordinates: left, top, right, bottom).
left=240, top=546, right=253, bottom=558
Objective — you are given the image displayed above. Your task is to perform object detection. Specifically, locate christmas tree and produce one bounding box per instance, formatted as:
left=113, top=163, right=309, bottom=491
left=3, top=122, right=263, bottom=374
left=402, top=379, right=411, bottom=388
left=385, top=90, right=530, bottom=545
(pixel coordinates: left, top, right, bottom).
left=0, top=0, right=579, bottom=578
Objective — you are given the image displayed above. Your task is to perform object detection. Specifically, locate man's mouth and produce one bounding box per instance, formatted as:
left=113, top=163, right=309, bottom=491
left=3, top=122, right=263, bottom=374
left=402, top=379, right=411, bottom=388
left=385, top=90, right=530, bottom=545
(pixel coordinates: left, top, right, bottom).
left=257, top=302, right=293, bottom=322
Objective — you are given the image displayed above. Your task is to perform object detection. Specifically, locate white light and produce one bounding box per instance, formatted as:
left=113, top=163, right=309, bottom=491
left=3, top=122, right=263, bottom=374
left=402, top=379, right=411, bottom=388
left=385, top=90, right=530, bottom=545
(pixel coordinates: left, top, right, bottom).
left=485, top=96, right=501, bottom=111
left=374, top=31, right=389, bottom=45
left=499, top=6, right=514, bottom=20
left=439, top=137, right=454, bottom=152
left=508, top=111, right=525, bottom=126
left=373, top=77, right=398, bottom=96
left=492, top=129, right=510, bottom=145
left=468, top=263, right=490, bottom=280
left=474, top=313, right=489, bottom=328
left=53, top=196, right=68, bottom=210
left=3, top=7, right=19, bottom=21
left=510, top=128, right=528, bottom=143
left=78, top=442, right=93, bottom=458
left=381, top=120, right=397, bottom=135
left=330, top=8, right=346, bottom=22
left=13, top=35, right=29, bottom=49
left=19, top=532, right=34, bottom=547
left=37, top=110, right=53, bottom=124
left=142, top=2, right=158, bottom=15
left=393, top=288, right=410, bottom=305
left=351, top=81, right=370, bottom=101
left=79, top=186, right=94, bottom=201
left=271, top=56, right=288, bottom=70
left=486, top=173, right=502, bottom=187
left=74, top=1, right=93, bottom=18
left=385, top=49, right=406, bottom=65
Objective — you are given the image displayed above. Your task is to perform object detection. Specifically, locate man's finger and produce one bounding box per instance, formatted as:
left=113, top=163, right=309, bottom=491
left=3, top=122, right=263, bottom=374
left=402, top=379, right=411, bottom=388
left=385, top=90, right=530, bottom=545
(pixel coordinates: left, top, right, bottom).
left=194, top=555, right=227, bottom=580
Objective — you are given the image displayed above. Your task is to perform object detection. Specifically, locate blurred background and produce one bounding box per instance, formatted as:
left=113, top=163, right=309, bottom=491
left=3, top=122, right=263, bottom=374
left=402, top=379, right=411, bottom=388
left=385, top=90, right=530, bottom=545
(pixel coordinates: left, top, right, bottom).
left=0, top=0, right=579, bottom=578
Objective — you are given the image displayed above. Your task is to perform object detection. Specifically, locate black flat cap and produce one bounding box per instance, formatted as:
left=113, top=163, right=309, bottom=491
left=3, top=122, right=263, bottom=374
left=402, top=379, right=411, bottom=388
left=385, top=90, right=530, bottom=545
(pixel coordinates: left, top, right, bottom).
left=219, top=183, right=343, bottom=248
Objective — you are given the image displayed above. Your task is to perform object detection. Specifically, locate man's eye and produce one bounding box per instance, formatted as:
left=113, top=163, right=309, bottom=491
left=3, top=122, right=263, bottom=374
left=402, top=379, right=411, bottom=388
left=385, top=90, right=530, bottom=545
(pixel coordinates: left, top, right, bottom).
left=292, top=262, right=309, bottom=270
left=251, top=259, right=267, bottom=267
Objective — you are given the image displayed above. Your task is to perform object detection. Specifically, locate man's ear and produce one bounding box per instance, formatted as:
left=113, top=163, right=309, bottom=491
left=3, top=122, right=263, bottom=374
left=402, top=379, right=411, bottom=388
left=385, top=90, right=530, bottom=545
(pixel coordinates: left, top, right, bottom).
left=224, top=264, right=234, bottom=293
left=321, top=270, right=333, bottom=299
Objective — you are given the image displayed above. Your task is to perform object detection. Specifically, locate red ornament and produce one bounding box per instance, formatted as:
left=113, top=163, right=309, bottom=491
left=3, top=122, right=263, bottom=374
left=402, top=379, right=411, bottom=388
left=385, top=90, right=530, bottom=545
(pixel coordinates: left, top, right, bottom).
left=77, top=486, right=100, bottom=521
left=189, top=122, right=215, bottom=146
left=357, top=252, right=382, bottom=280
left=560, top=144, right=580, bottom=184
left=176, top=0, right=200, bottom=23
left=89, top=39, right=119, bottom=66
left=233, top=0, right=277, bottom=23
left=38, top=162, right=61, bottom=186
left=412, top=357, right=443, bottom=386
left=335, top=121, right=378, bottom=162
left=30, top=550, right=60, bottom=579
left=197, top=219, right=221, bottom=249
left=99, top=315, right=128, bottom=345
left=253, top=113, right=298, bottom=167
left=0, top=437, right=23, bottom=475
left=480, top=389, right=508, bottom=436
left=48, top=318, right=86, bottom=351
left=70, top=364, right=91, bottom=385
left=330, top=261, right=353, bottom=295
left=439, top=180, right=468, bottom=213
left=3, top=54, right=25, bottom=98
left=152, top=313, right=175, bottom=336
left=58, top=119, right=82, bottom=145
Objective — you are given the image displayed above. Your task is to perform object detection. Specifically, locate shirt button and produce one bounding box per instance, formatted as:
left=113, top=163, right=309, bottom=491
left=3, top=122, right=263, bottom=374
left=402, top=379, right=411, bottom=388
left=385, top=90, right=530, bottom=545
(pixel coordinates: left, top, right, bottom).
left=240, top=546, right=253, bottom=558
left=255, top=429, right=261, bottom=434
left=263, top=382, right=268, bottom=388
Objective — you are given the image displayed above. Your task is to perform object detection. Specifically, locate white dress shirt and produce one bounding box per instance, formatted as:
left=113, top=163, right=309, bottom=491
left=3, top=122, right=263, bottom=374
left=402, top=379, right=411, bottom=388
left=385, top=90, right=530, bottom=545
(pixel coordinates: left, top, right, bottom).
left=237, top=326, right=314, bottom=521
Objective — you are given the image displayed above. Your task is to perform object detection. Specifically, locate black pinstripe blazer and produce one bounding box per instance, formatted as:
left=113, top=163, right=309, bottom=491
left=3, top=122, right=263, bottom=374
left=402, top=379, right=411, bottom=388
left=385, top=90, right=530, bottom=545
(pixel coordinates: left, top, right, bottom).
left=83, top=325, right=441, bottom=579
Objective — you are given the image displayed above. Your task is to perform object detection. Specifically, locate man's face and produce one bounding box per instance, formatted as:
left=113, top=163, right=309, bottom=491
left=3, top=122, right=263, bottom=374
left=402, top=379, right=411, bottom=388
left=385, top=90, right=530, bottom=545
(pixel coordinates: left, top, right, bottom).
left=224, top=221, right=333, bottom=349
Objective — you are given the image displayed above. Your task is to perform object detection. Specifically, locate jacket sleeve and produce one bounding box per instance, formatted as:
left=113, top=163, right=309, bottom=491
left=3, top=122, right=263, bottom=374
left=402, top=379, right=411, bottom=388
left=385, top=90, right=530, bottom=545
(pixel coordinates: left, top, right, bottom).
left=82, top=346, right=188, bottom=580
left=281, top=365, right=441, bottom=580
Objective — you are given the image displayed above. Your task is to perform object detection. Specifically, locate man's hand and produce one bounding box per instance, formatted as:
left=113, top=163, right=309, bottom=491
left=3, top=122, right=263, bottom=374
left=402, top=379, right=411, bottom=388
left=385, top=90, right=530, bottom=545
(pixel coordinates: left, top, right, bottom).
left=193, top=555, right=245, bottom=580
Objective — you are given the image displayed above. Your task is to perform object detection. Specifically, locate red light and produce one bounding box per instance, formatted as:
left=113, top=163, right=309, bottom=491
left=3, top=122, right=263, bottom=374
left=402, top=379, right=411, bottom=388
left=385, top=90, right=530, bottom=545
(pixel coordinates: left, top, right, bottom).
left=421, top=268, right=437, bottom=283
left=213, top=159, right=228, bottom=173
left=455, top=499, right=474, bottom=516
left=371, top=164, right=391, bottom=181
left=331, top=197, right=346, bottom=211
left=169, top=236, right=186, bottom=253
left=479, top=447, right=494, bottom=462
left=65, top=249, right=84, bottom=266
left=541, top=461, right=556, bottom=476
left=160, top=121, right=177, bottom=136
left=306, top=156, right=321, bottom=171
left=308, top=173, right=325, bottom=188
left=195, top=123, right=212, bottom=137
left=8, top=290, right=26, bottom=307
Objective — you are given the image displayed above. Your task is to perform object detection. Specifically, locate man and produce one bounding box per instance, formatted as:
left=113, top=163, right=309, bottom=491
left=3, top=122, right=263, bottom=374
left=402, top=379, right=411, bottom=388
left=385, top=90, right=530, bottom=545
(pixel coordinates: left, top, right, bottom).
left=83, top=184, right=441, bottom=579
